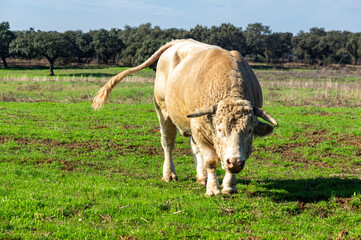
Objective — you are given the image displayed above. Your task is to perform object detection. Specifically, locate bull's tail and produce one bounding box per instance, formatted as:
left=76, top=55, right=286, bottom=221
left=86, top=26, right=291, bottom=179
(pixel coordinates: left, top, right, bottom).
left=92, top=40, right=177, bottom=110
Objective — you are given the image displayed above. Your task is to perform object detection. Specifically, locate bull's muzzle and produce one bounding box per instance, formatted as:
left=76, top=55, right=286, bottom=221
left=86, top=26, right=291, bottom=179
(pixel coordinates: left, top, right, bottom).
left=226, top=157, right=245, bottom=173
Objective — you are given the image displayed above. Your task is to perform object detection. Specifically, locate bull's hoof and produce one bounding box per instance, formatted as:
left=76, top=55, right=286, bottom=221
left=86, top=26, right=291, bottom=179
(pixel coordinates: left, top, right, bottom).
left=204, top=189, right=221, bottom=197
left=162, top=173, right=178, bottom=182
left=221, top=188, right=238, bottom=195
left=196, top=176, right=207, bottom=187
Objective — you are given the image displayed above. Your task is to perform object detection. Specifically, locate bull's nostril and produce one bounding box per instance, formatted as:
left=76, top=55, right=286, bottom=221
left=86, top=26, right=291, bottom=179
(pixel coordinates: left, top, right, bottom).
left=226, top=157, right=246, bottom=171
left=226, top=159, right=234, bottom=168
left=230, top=157, right=240, bottom=164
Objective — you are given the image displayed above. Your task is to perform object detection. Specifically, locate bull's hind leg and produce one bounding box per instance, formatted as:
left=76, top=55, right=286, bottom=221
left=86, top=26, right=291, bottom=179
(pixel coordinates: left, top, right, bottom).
left=190, top=137, right=207, bottom=186
left=154, top=99, right=177, bottom=182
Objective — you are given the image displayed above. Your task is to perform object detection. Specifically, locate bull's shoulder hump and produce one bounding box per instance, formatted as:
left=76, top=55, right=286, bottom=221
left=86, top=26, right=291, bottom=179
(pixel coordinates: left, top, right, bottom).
left=166, top=39, right=222, bottom=59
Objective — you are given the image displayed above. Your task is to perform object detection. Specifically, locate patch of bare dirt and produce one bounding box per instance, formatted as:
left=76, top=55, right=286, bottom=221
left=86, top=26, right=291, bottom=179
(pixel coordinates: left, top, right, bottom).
left=92, top=125, right=108, bottom=129
left=59, top=160, right=78, bottom=171
left=336, top=230, right=349, bottom=240
left=254, top=129, right=361, bottom=170
left=0, top=135, right=102, bottom=152
left=116, top=144, right=160, bottom=157
left=334, top=197, right=359, bottom=210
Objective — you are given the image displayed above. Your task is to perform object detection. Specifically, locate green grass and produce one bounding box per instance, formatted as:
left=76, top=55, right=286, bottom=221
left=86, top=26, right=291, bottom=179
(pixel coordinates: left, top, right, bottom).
left=0, top=81, right=154, bottom=104
left=0, top=102, right=360, bottom=239
left=0, top=68, right=361, bottom=239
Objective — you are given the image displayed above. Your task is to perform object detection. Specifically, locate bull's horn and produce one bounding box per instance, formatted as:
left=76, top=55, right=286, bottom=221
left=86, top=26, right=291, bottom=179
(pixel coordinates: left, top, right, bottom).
left=235, top=99, right=251, bottom=105
left=187, top=106, right=217, bottom=118
left=253, top=107, right=278, bottom=125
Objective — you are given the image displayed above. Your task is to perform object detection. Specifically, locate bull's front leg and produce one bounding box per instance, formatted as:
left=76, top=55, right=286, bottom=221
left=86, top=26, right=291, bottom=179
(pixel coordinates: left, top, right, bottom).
left=222, top=171, right=238, bottom=195
left=195, top=142, right=221, bottom=196
left=204, top=161, right=221, bottom=196
left=191, top=121, right=221, bottom=196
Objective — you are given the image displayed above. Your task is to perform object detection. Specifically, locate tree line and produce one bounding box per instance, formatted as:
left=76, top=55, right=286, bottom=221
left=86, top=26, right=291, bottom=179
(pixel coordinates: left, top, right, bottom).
left=1, top=21, right=361, bottom=75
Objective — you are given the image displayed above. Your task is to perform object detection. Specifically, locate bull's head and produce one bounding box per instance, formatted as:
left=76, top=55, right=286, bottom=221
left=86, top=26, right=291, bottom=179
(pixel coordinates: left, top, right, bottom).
left=187, top=99, right=277, bottom=173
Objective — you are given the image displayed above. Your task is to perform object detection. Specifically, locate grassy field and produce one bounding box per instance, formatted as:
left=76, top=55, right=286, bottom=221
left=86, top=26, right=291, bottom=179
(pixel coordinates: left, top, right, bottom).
left=0, top=67, right=155, bottom=82
left=0, top=67, right=361, bottom=239
left=1, top=67, right=360, bottom=107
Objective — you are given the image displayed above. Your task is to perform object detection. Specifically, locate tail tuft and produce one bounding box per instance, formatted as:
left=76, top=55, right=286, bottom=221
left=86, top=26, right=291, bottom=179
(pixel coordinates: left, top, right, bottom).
left=92, top=87, right=109, bottom=110
left=91, top=40, right=178, bottom=110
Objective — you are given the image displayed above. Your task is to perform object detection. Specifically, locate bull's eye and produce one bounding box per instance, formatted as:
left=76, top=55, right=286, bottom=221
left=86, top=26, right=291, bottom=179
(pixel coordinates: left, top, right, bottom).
left=217, top=128, right=223, bottom=136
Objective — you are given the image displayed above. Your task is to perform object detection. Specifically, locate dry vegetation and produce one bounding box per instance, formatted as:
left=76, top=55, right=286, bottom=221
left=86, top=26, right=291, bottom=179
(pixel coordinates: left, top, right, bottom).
left=1, top=75, right=154, bottom=83
left=255, top=68, right=361, bottom=107
left=0, top=67, right=360, bottom=107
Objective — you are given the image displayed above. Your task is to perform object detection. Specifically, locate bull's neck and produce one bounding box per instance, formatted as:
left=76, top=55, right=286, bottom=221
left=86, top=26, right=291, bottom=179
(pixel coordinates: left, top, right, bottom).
left=229, top=70, right=246, bottom=100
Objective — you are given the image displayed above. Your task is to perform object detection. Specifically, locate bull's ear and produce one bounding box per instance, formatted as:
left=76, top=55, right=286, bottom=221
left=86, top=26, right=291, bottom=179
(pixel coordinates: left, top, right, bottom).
left=254, top=121, right=274, bottom=137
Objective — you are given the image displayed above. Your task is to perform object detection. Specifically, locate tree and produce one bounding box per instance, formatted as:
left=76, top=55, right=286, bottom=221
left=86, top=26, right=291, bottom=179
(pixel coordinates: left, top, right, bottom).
left=0, top=22, right=15, bottom=68
left=209, top=23, right=246, bottom=55
left=134, top=39, right=166, bottom=70
left=346, top=33, right=361, bottom=64
left=244, top=23, right=272, bottom=61
left=63, top=31, right=94, bottom=63
left=33, top=31, right=70, bottom=75
left=292, top=30, right=330, bottom=65
left=309, top=27, right=327, bottom=37
left=92, top=29, right=124, bottom=64
left=324, top=31, right=352, bottom=64
left=10, top=28, right=38, bottom=60
left=189, top=25, right=211, bottom=43
left=165, top=27, right=188, bottom=39
left=264, top=32, right=293, bottom=63
left=10, top=30, right=70, bottom=75
left=119, top=23, right=172, bottom=66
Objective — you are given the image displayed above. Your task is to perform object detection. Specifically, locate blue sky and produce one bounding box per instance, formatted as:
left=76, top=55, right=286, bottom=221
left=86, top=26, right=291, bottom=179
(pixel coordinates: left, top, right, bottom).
left=1, top=0, right=360, bottom=34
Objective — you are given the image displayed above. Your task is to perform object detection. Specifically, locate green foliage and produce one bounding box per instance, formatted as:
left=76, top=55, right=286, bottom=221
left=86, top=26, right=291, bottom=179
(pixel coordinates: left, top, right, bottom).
left=325, top=30, right=352, bottom=64
left=9, top=28, right=37, bottom=59
left=264, top=32, right=293, bottom=63
left=9, top=29, right=71, bottom=75
left=292, top=32, right=322, bottom=64
left=189, top=24, right=211, bottom=43
left=92, top=29, right=124, bottom=64
left=210, top=23, right=246, bottom=55
left=120, top=23, right=172, bottom=67
left=244, top=22, right=272, bottom=61
left=62, top=30, right=94, bottom=64
left=33, top=31, right=71, bottom=75
left=2, top=21, right=361, bottom=70
left=346, top=32, right=361, bottom=64
left=0, top=22, right=16, bottom=68
left=292, top=28, right=359, bottom=65
left=134, top=39, right=167, bottom=69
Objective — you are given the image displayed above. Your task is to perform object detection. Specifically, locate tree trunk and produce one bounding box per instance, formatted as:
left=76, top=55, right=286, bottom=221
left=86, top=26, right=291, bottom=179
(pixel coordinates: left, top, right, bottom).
left=47, top=58, right=55, bottom=76
left=1, top=56, right=8, bottom=68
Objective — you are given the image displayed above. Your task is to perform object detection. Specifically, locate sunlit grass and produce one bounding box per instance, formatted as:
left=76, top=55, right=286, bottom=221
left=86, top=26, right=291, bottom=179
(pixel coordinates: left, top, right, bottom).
left=0, top=67, right=360, bottom=239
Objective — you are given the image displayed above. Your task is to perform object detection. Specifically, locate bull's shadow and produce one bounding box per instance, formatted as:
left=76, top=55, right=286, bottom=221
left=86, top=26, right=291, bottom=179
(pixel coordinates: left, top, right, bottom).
left=235, top=177, right=361, bottom=203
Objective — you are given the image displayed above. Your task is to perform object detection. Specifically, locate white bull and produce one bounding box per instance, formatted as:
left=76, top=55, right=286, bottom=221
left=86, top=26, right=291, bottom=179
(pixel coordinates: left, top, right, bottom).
left=93, top=39, right=278, bottom=196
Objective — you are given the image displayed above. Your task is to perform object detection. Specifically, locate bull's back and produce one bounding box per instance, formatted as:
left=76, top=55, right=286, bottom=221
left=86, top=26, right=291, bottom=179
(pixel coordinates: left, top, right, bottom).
left=154, top=40, right=218, bottom=113
left=154, top=39, right=263, bottom=134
